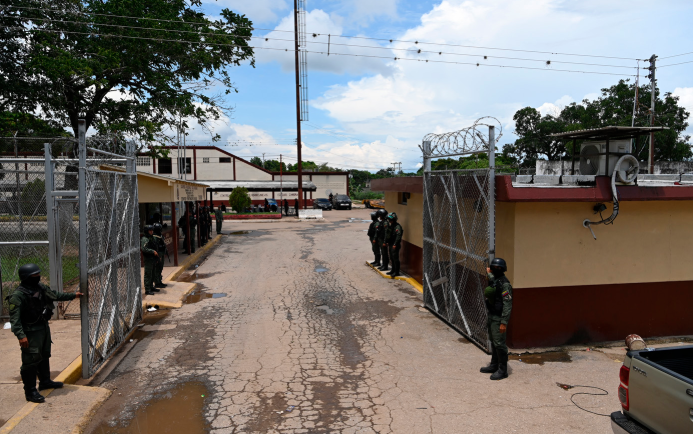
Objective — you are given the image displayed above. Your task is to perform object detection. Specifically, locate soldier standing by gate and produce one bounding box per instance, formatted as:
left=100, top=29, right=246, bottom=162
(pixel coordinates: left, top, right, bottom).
left=480, top=258, right=513, bottom=380
left=7, top=264, right=82, bottom=403
left=386, top=213, right=403, bottom=277
left=152, top=223, right=167, bottom=289
left=376, top=209, right=389, bottom=271
left=367, top=212, right=381, bottom=266
left=214, top=205, right=223, bottom=234
left=141, top=225, right=160, bottom=296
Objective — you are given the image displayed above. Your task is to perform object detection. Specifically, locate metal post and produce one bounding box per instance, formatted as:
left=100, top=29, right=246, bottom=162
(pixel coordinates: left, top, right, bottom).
left=423, top=141, right=432, bottom=172
left=44, top=144, right=59, bottom=294
left=14, top=135, right=24, bottom=238
left=77, top=119, right=89, bottom=378
left=571, top=139, right=577, bottom=175
left=171, top=202, right=179, bottom=266
left=488, top=126, right=495, bottom=262
left=648, top=54, right=656, bottom=174
left=293, top=0, right=303, bottom=210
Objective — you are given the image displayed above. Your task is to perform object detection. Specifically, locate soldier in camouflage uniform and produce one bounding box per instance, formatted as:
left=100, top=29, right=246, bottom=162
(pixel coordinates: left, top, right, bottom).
left=367, top=212, right=381, bottom=266
left=480, top=257, right=513, bottom=380
left=7, top=264, right=82, bottom=403
left=141, top=225, right=160, bottom=296
left=375, top=209, right=389, bottom=271
left=214, top=205, right=223, bottom=234
left=152, top=223, right=167, bottom=289
left=386, top=213, right=404, bottom=277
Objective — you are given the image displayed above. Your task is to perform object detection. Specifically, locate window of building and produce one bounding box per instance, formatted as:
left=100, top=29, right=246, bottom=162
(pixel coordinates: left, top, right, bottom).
left=158, top=158, right=172, bottom=174
left=202, top=157, right=209, bottom=163
left=136, top=156, right=151, bottom=166
left=219, top=157, right=231, bottom=163
left=398, top=192, right=410, bottom=205
left=177, top=157, right=191, bottom=174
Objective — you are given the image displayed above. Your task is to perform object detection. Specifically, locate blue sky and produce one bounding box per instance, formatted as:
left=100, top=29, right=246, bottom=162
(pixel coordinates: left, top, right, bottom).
left=183, top=0, right=693, bottom=172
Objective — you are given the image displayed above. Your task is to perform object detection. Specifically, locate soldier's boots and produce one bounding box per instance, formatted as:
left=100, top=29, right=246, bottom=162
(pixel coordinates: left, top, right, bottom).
left=370, top=261, right=381, bottom=266
left=21, top=369, right=45, bottom=403
left=152, top=287, right=161, bottom=293
left=145, top=290, right=155, bottom=295
left=490, top=351, right=509, bottom=380
left=156, top=282, right=168, bottom=288
left=480, top=350, right=499, bottom=373
left=38, top=360, right=64, bottom=391
left=390, top=269, right=400, bottom=277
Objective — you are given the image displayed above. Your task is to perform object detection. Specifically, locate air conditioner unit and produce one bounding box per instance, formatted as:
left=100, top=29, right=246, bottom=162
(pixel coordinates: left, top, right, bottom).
left=579, top=140, right=632, bottom=176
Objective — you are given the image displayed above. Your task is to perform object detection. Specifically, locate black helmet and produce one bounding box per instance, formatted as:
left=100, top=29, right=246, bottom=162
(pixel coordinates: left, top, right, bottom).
left=387, top=212, right=398, bottom=221
left=18, top=263, right=41, bottom=281
left=144, top=225, right=154, bottom=232
left=377, top=209, right=388, bottom=218
left=490, top=257, right=507, bottom=272
left=153, top=223, right=162, bottom=234
left=370, top=211, right=378, bottom=221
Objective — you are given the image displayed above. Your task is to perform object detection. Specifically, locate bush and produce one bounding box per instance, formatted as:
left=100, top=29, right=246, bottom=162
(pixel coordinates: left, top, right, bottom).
left=351, top=191, right=384, bottom=201
left=228, top=187, right=251, bottom=213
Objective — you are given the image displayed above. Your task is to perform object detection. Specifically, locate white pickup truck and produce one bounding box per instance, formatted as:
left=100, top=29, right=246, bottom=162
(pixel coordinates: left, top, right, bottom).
left=611, top=345, right=693, bottom=434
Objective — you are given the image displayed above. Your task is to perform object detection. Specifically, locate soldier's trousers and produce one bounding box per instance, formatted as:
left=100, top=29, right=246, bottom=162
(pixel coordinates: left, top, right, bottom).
left=487, top=315, right=508, bottom=357
left=389, top=245, right=400, bottom=272
left=379, top=242, right=389, bottom=268
left=20, top=326, right=51, bottom=371
left=144, top=259, right=156, bottom=293
left=371, top=239, right=380, bottom=262
left=155, top=257, right=164, bottom=285
left=216, top=219, right=222, bottom=234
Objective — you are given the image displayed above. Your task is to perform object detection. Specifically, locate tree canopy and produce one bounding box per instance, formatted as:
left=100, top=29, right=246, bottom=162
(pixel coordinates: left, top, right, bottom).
left=0, top=0, right=255, bottom=150
left=506, top=79, right=691, bottom=165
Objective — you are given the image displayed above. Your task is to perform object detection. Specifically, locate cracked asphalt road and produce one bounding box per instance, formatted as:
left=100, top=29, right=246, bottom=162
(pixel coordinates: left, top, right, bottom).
left=86, top=209, right=621, bottom=434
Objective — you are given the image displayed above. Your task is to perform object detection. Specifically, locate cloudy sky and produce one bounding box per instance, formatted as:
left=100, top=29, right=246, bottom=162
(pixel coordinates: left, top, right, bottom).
left=185, top=0, right=693, bottom=171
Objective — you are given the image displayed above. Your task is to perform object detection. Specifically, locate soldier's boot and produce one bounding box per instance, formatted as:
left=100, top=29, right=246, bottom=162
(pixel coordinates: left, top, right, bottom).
left=480, top=349, right=499, bottom=373
left=21, top=368, right=45, bottom=403
left=38, top=359, right=63, bottom=391
left=152, top=287, right=161, bottom=293
left=390, top=267, right=400, bottom=277
left=490, top=351, right=509, bottom=380
left=156, top=282, right=168, bottom=288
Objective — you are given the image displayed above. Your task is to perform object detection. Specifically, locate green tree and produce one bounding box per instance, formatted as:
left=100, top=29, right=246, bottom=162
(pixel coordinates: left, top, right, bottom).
left=228, top=187, right=251, bottom=213
left=249, top=156, right=263, bottom=167
left=3, top=0, right=255, bottom=150
left=0, top=112, right=69, bottom=138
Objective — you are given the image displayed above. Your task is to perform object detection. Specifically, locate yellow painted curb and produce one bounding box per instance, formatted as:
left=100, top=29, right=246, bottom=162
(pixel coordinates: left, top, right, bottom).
left=168, top=234, right=223, bottom=282
left=143, top=282, right=198, bottom=310
left=365, top=261, right=423, bottom=293
left=0, top=354, right=85, bottom=433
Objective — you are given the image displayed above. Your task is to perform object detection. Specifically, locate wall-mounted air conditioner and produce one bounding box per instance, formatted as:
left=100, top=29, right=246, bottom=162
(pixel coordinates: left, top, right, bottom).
left=579, top=139, right=632, bottom=176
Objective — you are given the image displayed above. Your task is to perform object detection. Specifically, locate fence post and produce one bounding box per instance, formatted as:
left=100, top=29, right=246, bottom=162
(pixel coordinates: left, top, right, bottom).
left=488, top=126, right=495, bottom=263
left=78, top=120, right=89, bottom=378
left=44, top=143, right=59, bottom=302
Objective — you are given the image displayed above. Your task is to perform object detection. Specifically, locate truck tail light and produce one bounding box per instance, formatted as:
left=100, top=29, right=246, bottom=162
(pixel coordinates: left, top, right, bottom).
left=619, top=365, right=630, bottom=411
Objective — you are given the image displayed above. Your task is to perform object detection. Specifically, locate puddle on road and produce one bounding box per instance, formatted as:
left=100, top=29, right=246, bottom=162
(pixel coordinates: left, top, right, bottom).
left=314, top=267, right=329, bottom=273
left=131, top=310, right=170, bottom=340
left=184, top=290, right=227, bottom=304
left=92, top=382, right=209, bottom=434
left=315, top=304, right=335, bottom=315
left=510, top=351, right=572, bottom=365
left=230, top=230, right=251, bottom=235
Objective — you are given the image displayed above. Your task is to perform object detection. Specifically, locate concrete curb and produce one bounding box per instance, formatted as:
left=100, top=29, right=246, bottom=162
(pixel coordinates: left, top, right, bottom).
left=167, top=234, right=223, bottom=282
left=365, top=261, right=423, bottom=293
left=0, top=355, right=86, bottom=434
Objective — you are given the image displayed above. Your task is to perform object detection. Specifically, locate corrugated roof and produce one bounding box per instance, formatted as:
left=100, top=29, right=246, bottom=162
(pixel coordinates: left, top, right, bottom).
left=204, top=180, right=317, bottom=192
left=550, top=126, right=669, bottom=140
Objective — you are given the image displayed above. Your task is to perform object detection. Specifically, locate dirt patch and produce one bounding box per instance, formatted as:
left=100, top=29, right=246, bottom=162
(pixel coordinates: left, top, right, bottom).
left=510, top=351, right=572, bottom=365
left=90, top=382, right=209, bottom=434
left=245, top=392, right=289, bottom=433
left=457, top=337, right=471, bottom=344
left=131, top=310, right=170, bottom=340
left=0, top=419, right=6, bottom=428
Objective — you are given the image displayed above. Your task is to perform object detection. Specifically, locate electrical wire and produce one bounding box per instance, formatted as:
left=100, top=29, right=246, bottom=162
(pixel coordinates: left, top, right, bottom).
left=556, top=383, right=611, bottom=417
left=658, top=59, right=693, bottom=68
left=659, top=51, right=693, bottom=60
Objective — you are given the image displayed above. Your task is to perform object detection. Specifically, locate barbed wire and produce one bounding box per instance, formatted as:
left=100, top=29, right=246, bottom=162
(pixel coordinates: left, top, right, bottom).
left=421, top=117, right=504, bottom=158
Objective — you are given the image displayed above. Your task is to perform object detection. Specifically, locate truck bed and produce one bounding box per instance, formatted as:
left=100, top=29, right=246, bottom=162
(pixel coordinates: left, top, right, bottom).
left=637, top=346, right=693, bottom=381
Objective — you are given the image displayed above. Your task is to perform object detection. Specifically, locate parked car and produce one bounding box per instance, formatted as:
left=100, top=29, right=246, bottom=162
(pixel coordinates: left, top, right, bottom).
left=611, top=344, right=693, bottom=434
left=363, top=198, right=385, bottom=209
left=332, top=194, right=352, bottom=210
left=313, top=198, right=332, bottom=211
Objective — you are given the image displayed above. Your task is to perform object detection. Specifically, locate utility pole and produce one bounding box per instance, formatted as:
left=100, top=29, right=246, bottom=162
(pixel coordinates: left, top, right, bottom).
left=293, top=0, right=303, bottom=210
left=647, top=54, right=657, bottom=174
left=280, top=154, right=283, bottom=202
left=262, top=153, right=266, bottom=169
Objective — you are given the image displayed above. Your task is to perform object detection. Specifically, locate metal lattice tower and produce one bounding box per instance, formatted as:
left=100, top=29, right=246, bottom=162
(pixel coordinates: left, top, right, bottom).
left=297, top=0, right=309, bottom=121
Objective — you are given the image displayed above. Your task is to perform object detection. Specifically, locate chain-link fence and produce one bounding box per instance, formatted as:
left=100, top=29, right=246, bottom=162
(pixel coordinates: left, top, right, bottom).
left=423, top=169, right=493, bottom=352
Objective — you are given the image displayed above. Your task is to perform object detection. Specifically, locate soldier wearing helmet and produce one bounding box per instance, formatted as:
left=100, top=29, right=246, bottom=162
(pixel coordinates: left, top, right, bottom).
left=375, top=209, right=389, bottom=271
left=480, top=257, right=513, bottom=380
left=386, top=213, right=403, bottom=277
left=6, top=264, right=83, bottom=403
left=141, top=225, right=160, bottom=296
left=367, top=212, right=381, bottom=267
left=152, top=223, right=167, bottom=289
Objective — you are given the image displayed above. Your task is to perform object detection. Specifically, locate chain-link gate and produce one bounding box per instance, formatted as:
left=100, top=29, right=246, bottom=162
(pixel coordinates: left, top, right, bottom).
left=421, top=118, right=502, bottom=353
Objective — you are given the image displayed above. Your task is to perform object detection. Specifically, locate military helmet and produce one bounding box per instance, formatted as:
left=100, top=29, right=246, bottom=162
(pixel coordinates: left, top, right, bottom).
left=144, top=224, right=154, bottom=232
left=490, top=257, right=507, bottom=272
left=387, top=212, right=398, bottom=221
left=153, top=223, right=162, bottom=234
left=376, top=209, right=388, bottom=218
left=18, top=263, right=41, bottom=280
left=370, top=211, right=378, bottom=221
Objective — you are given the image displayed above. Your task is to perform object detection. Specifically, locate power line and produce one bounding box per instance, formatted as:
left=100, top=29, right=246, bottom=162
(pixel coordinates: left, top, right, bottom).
left=658, top=59, right=693, bottom=68
left=659, top=51, right=693, bottom=60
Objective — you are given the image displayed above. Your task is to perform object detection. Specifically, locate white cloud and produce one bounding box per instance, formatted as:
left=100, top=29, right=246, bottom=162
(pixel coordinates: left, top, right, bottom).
left=352, top=0, right=398, bottom=22
left=214, top=0, right=289, bottom=23
left=537, top=95, right=574, bottom=116
left=673, top=87, right=693, bottom=116
left=256, top=9, right=392, bottom=75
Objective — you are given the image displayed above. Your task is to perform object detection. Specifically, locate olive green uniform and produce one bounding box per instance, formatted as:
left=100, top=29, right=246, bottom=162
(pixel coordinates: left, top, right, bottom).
left=153, top=234, right=166, bottom=286
left=215, top=208, right=223, bottom=234
left=367, top=220, right=381, bottom=264
left=376, top=218, right=389, bottom=268
left=486, top=272, right=513, bottom=355
left=141, top=235, right=158, bottom=294
left=388, top=222, right=404, bottom=274
left=8, top=282, right=76, bottom=379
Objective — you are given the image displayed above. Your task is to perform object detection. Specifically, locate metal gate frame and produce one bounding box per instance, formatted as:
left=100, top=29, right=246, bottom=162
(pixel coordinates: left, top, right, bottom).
left=421, top=118, right=501, bottom=353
